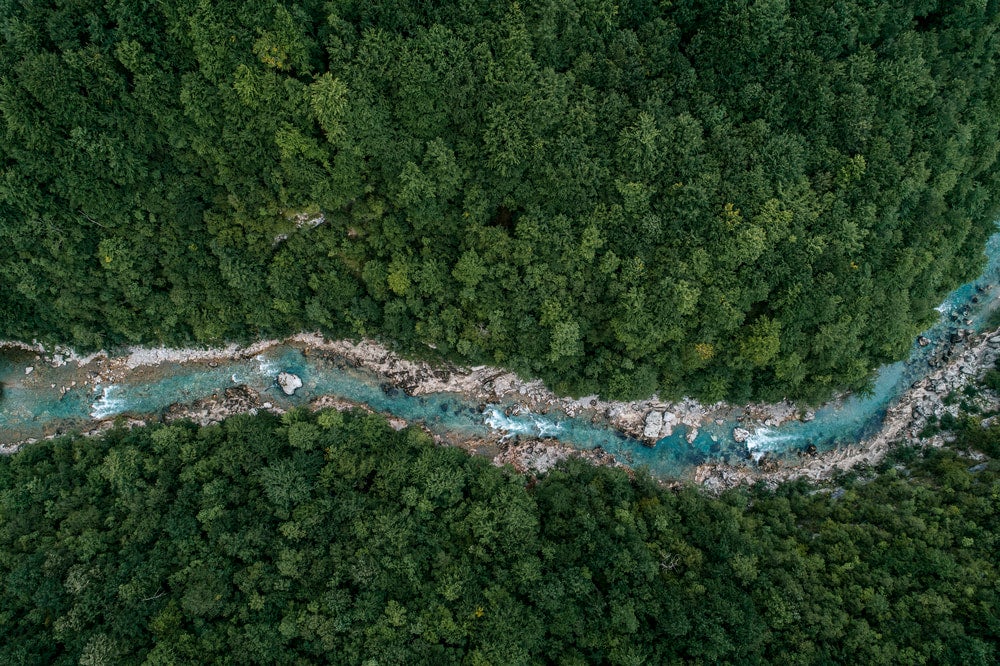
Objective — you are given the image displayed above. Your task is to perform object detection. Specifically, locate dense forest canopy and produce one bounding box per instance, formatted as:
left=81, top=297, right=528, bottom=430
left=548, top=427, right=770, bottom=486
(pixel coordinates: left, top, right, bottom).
left=2, top=0, right=1000, bottom=401
left=1, top=409, right=997, bottom=664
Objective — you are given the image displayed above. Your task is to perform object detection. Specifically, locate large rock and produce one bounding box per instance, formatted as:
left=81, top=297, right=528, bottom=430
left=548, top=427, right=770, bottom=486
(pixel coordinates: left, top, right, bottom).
left=732, top=427, right=751, bottom=443
left=643, top=411, right=664, bottom=440
left=661, top=412, right=678, bottom=437
left=277, top=372, right=303, bottom=396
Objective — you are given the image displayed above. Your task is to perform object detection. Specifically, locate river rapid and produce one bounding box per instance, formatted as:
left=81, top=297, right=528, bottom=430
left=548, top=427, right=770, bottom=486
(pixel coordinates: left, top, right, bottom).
left=4, top=232, right=1000, bottom=481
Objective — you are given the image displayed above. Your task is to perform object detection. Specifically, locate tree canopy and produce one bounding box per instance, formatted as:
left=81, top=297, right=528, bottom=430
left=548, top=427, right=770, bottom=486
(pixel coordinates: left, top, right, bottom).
left=1, top=409, right=997, bottom=664
left=2, top=0, right=1000, bottom=401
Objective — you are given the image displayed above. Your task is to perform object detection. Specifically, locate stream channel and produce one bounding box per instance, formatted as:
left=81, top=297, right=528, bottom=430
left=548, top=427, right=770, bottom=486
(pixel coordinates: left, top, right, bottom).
left=3, top=231, right=1000, bottom=478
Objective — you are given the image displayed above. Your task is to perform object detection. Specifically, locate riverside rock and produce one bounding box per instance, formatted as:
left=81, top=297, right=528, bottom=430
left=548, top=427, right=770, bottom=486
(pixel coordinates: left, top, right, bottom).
left=643, top=411, right=663, bottom=440
left=661, top=411, right=678, bottom=437
left=277, top=372, right=303, bottom=396
left=732, top=428, right=750, bottom=443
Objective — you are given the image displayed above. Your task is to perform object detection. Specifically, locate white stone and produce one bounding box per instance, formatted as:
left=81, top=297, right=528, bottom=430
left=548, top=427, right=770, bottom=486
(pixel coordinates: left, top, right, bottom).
left=24, top=366, right=33, bottom=375
left=659, top=412, right=678, bottom=438
left=732, top=428, right=751, bottom=443
left=643, top=411, right=664, bottom=440
left=277, top=372, right=303, bottom=396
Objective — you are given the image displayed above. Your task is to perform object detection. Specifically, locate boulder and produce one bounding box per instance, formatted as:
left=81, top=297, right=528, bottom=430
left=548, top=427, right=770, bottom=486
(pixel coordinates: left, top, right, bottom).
left=643, top=411, right=663, bottom=440
left=732, top=427, right=750, bottom=443
left=917, top=336, right=930, bottom=347
left=277, top=372, right=303, bottom=396
left=660, top=412, right=678, bottom=438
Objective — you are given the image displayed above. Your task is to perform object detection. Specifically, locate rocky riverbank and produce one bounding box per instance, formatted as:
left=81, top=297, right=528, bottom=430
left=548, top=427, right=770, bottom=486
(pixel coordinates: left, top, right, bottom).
left=693, top=325, right=1000, bottom=490
left=3, top=323, right=1000, bottom=487
left=287, top=334, right=812, bottom=445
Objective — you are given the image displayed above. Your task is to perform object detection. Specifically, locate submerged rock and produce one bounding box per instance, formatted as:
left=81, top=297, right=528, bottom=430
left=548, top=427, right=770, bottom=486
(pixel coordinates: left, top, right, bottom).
left=277, top=372, right=303, bottom=396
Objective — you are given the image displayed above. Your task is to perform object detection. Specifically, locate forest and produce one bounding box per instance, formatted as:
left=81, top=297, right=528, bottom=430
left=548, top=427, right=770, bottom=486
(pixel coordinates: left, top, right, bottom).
left=1, top=407, right=997, bottom=664
left=3, top=1, right=1000, bottom=401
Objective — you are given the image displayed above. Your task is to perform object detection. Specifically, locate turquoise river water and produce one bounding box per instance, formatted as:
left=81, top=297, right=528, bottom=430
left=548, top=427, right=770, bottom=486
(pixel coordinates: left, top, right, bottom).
left=3, top=232, right=1000, bottom=478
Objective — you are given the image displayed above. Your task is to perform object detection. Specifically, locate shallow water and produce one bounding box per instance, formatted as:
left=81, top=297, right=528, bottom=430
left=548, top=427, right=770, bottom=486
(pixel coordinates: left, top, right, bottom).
left=3, top=232, right=1000, bottom=478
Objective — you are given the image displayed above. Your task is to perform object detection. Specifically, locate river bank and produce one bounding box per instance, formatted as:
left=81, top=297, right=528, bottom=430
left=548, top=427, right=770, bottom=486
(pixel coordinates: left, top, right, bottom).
left=0, top=332, right=811, bottom=437
left=0, top=340, right=631, bottom=478
left=4, top=321, right=997, bottom=486
left=694, top=324, right=1000, bottom=489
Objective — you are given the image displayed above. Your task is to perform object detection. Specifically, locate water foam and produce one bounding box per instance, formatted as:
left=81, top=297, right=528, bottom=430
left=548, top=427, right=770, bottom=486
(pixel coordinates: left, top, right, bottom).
left=483, top=406, right=564, bottom=440
left=90, top=385, right=128, bottom=419
left=744, top=428, right=799, bottom=461
left=255, top=354, right=280, bottom=378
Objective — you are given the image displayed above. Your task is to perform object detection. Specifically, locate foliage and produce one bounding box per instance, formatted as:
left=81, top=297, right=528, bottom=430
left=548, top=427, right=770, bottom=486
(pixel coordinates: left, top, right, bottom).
left=1, top=410, right=998, bottom=664
left=3, top=1, right=1000, bottom=402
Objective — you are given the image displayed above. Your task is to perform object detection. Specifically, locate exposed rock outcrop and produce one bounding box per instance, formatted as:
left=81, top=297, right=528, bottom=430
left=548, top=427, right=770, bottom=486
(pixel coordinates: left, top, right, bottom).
left=165, top=385, right=262, bottom=426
